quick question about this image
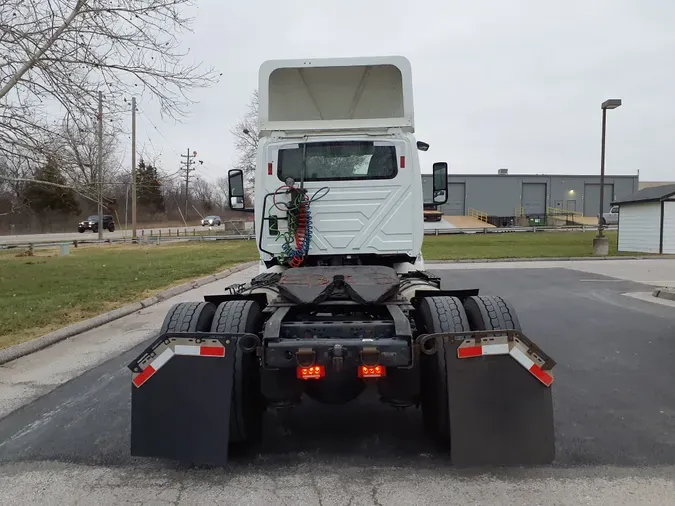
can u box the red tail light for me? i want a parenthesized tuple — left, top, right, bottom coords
(297, 365, 325, 380)
(358, 365, 386, 378)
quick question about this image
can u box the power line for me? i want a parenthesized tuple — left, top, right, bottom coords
(135, 106, 181, 158)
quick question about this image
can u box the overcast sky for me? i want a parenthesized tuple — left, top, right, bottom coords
(131, 0, 675, 183)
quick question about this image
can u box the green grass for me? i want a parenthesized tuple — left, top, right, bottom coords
(0, 230, 635, 349)
(421, 230, 622, 260)
(0, 241, 258, 349)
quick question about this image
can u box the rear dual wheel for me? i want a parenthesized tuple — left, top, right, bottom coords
(160, 300, 264, 446)
(417, 295, 522, 443)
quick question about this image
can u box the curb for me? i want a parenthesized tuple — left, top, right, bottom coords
(652, 288, 675, 302)
(0, 261, 257, 366)
(425, 255, 675, 264)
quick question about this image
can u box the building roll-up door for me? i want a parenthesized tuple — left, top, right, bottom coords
(522, 183, 547, 215)
(443, 182, 466, 215)
(583, 183, 614, 216)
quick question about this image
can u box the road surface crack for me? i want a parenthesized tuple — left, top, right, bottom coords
(310, 474, 325, 506)
(371, 484, 383, 506)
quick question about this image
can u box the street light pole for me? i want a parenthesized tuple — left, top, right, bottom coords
(593, 98, 622, 255)
(598, 107, 608, 238)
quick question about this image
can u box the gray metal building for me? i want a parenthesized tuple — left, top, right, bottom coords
(422, 171, 639, 217)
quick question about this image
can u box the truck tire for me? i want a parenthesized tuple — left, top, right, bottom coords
(462, 296, 521, 332)
(211, 300, 264, 444)
(417, 296, 471, 442)
(159, 301, 216, 334)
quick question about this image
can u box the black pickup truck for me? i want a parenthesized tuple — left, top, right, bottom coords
(78, 215, 115, 233)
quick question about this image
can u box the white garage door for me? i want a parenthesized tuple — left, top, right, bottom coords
(618, 202, 661, 253)
(663, 201, 675, 254)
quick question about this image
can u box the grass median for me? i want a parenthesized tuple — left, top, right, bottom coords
(0, 230, 625, 350)
(423, 230, 622, 260)
(0, 241, 259, 349)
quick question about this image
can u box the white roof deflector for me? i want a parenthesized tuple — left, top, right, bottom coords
(258, 56, 414, 135)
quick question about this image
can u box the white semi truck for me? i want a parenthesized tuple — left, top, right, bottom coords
(128, 56, 556, 467)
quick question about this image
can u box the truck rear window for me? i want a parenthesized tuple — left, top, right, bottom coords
(277, 141, 397, 182)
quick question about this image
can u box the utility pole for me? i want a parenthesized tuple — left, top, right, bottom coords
(180, 149, 197, 222)
(97, 90, 103, 240)
(131, 97, 137, 242)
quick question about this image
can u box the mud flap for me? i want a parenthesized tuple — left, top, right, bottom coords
(435, 330, 555, 467)
(128, 332, 255, 466)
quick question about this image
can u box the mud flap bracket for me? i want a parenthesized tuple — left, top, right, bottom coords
(128, 331, 257, 466)
(420, 330, 556, 467)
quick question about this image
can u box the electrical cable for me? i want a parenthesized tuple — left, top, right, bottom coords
(269, 184, 330, 267)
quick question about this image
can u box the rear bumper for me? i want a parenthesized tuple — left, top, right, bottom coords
(128, 331, 415, 376)
(264, 337, 413, 369)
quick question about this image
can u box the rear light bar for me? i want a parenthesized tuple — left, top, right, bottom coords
(358, 365, 386, 378)
(297, 365, 325, 380)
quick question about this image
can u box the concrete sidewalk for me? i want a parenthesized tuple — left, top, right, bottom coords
(0, 265, 259, 420)
(429, 258, 675, 288)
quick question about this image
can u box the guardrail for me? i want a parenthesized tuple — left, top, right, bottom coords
(468, 208, 489, 223)
(1, 225, 619, 251)
(423, 224, 614, 235)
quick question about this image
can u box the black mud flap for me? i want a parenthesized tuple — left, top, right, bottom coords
(430, 330, 555, 467)
(128, 332, 257, 466)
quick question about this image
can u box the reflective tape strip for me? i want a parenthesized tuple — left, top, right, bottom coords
(174, 344, 200, 356)
(509, 346, 534, 370)
(530, 363, 554, 387)
(481, 343, 510, 356)
(174, 345, 225, 357)
(457, 338, 554, 387)
(151, 347, 175, 369)
(457, 343, 510, 358)
(200, 346, 225, 357)
(132, 348, 174, 388)
(510, 346, 554, 387)
(458, 346, 482, 358)
(132, 365, 156, 388)
(133, 343, 225, 388)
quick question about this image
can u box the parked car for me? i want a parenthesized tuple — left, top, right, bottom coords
(201, 215, 222, 226)
(78, 215, 115, 233)
(600, 205, 619, 225)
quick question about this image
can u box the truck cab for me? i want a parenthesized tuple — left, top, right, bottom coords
(128, 56, 556, 470)
(227, 56, 448, 272)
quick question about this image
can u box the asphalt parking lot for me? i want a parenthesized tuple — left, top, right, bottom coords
(1, 263, 675, 504)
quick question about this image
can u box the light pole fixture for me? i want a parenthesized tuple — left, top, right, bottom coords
(594, 98, 622, 255)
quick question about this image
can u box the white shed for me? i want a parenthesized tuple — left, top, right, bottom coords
(613, 184, 675, 254)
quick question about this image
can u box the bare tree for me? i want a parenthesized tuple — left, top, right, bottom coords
(214, 176, 228, 210)
(0, 0, 221, 163)
(0, 153, 36, 212)
(58, 114, 120, 188)
(230, 89, 259, 181)
(191, 175, 215, 212)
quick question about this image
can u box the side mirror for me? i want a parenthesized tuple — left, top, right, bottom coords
(416, 141, 430, 152)
(227, 169, 253, 212)
(432, 162, 448, 204)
